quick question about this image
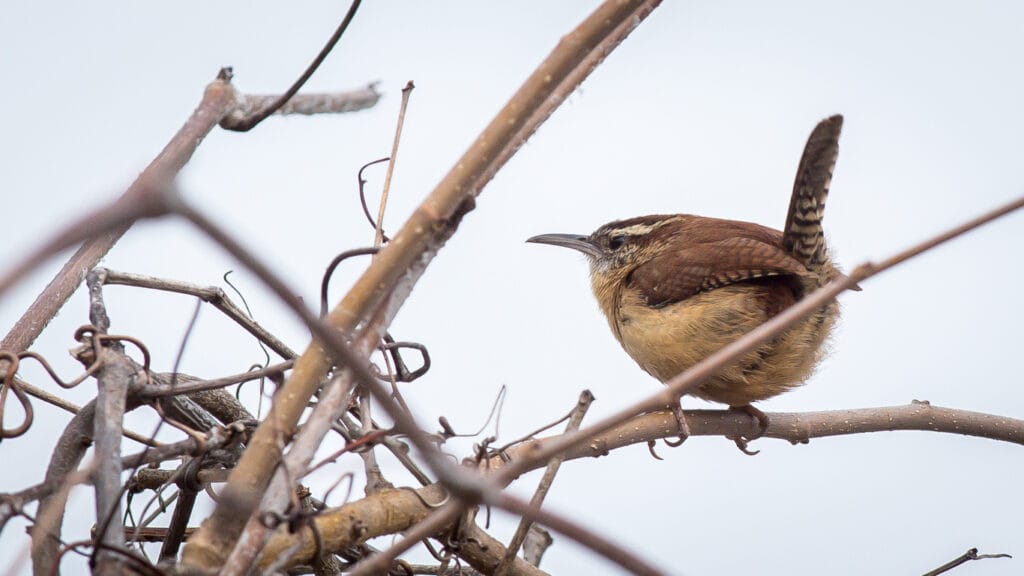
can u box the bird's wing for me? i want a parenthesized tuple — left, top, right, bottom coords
(628, 236, 811, 307)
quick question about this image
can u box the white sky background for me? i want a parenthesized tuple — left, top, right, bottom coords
(2, 1, 1023, 574)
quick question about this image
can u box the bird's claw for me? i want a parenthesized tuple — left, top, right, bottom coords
(730, 436, 760, 456)
(664, 402, 690, 447)
(727, 404, 770, 456)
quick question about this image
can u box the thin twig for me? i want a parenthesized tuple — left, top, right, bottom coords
(495, 492, 664, 576)
(4, 423, 240, 538)
(495, 391, 593, 574)
(922, 547, 1012, 576)
(140, 361, 293, 398)
(100, 268, 296, 359)
(338, 414, 434, 486)
(375, 81, 415, 247)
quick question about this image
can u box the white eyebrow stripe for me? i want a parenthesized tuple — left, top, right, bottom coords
(609, 219, 675, 237)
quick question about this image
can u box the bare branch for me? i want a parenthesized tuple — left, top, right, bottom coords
(264, 401, 1024, 572)
(229, 84, 380, 119)
(140, 362, 291, 399)
(375, 81, 415, 247)
(495, 391, 593, 574)
(489, 403, 1024, 477)
(495, 492, 664, 576)
(100, 268, 297, 359)
(91, 348, 140, 574)
(261, 485, 450, 569)
(922, 547, 1012, 576)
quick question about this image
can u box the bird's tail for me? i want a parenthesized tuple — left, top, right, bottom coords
(782, 114, 843, 271)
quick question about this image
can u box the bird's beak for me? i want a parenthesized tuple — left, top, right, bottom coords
(526, 233, 603, 258)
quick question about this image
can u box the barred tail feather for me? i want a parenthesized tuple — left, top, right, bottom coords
(783, 114, 843, 270)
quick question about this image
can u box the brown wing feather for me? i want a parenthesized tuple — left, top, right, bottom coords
(628, 234, 811, 308)
(783, 115, 843, 269)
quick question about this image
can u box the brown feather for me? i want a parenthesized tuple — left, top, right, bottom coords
(783, 115, 842, 269)
(626, 218, 811, 307)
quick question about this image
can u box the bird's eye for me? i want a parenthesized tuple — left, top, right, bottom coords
(608, 235, 626, 251)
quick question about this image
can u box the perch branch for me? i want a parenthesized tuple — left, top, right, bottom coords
(264, 402, 1024, 572)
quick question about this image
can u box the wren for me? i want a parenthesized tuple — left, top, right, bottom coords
(528, 115, 845, 451)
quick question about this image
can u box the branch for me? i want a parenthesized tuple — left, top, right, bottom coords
(922, 547, 1012, 575)
(260, 402, 1023, 572)
(494, 492, 663, 576)
(140, 362, 292, 398)
(91, 348, 141, 574)
(495, 391, 592, 575)
(99, 268, 297, 360)
(261, 487, 547, 576)
(485, 404, 1024, 474)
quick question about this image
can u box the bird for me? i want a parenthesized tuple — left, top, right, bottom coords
(527, 115, 845, 452)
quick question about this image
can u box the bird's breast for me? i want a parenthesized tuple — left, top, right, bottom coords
(612, 285, 771, 383)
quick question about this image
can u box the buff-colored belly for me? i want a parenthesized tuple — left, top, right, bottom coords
(611, 285, 836, 406)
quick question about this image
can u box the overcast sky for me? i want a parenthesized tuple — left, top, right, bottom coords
(2, 2, 1023, 574)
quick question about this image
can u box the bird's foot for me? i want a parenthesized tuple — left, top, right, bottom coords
(726, 404, 769, 456)
(663, 402, 691, 447)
